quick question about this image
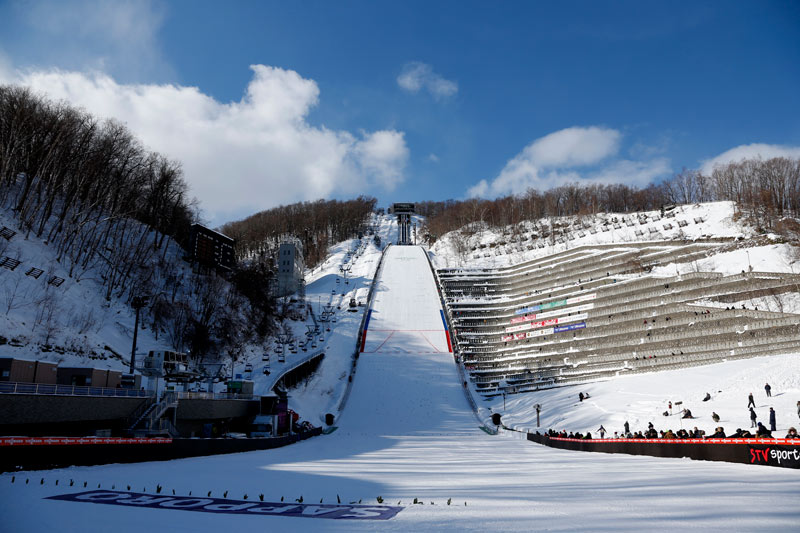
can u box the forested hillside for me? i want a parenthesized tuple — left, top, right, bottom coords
(0, 86, 274, 363)
(221, 196, 377, 269)
(418, 158, 800, 242)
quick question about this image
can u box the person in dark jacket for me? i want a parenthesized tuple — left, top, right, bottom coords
(747, 393, 755, 408)
(712, 412, 720, 423)
(624, 420, 630, 434)
(709, 427, 726, 438)
(749, 407, 757, 428)
(786, 427, 798, 439)
(756, 422, 772, 438)
(764, 383, 772, 397)
(769, 407, 776, 432)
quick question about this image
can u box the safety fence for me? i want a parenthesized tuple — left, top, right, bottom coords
(525, 431, 800, 469)
(0, 436, 171, 446)
(337, 243, 391, 414)
(0, 382, 153, 398)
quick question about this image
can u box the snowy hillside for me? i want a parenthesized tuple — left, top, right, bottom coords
(429, 202, 800, 276)
(0, 211, 176, 370)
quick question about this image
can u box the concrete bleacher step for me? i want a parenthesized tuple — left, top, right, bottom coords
(439, 239, 800, 394)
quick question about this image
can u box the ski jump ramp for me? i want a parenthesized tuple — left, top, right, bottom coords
(339, 245, 475, 436)
(361, 245, 451, 354)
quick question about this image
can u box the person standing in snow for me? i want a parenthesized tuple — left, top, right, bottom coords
(764, 383, 772, 397)
(747, 393, 755, 409)
(797, 401, 800, 421)
(597, 425, 606, 438)
(749, 407, 758, 428)
(624, 421, 630, 435)
(668, 401, 672, 414)
(769, 407, 776, 432)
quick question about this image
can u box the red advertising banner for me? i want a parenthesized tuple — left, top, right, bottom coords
(0, 437, 172, 446)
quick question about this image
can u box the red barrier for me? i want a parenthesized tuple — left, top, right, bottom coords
(550, 437, 800, 446)
(0, 437, 172, 446)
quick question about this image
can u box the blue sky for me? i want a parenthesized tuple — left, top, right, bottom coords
(1, 1, 799, 224)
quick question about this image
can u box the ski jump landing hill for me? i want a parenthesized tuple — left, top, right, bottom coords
(338, 245, 475, 436)
(2, 243, 799, 532)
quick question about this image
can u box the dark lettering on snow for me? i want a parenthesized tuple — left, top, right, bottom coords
(46, 491, 404, 520)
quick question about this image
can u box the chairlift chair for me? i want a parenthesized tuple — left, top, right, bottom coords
(245, 363, 253, 374)
(278, 353, 286, 363)
(275, 345, 284, 354)
(262, 354, 270, 362)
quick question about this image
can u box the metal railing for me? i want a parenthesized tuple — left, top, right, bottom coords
(0, 382, 153, 398)
(174, 391, 255, 401)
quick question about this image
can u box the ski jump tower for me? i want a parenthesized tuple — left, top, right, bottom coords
(392, 202, 415, 245)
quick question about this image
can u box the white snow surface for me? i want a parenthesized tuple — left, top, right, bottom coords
(3, 242, 799, 531)
(428, 201, 786, 270)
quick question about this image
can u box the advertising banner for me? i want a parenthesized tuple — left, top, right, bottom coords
(526, 327, 554, 338)
(46, 491, 404, 521)
(554, 322, 586, 333)
(747, 444, 800, 468)
(506, 313, 588, 333)
(566, 293, 597, 304)
(537, 303, 594, 320)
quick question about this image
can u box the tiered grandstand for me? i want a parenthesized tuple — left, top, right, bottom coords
(437, 240, 800, 396)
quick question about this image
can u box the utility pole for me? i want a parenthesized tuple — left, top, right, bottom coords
(129, 296, 148, 374)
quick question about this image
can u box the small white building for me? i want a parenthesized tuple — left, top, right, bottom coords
(275, 240, 304, 297)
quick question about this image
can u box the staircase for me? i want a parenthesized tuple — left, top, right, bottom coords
(128, 392, 179, 437)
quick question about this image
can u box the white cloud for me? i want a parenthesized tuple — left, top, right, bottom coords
(0, 65, 408, 223)
(469, 126, 670, 198)
(700, 143, 800, 175)
(397, 62, 458, 100)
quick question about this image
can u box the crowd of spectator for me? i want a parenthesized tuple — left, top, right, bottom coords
(544, 426, 798, 440)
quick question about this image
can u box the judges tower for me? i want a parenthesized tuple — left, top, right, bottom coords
(391, 203, 415, 245)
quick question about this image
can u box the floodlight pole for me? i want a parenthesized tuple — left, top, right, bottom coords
(129, 296, 147, 374)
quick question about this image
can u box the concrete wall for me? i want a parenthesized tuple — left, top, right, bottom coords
(0, 395, 147, 426)
(177, 398, 260, 420)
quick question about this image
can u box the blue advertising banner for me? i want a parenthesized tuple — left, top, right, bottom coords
(554, 322, 586, 333)
(46, 491, 404, 521)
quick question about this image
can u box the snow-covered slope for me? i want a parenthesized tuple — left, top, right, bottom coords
(429, 202, 799, 274)
(2, 243, 799, 532)
(0, 212, 177, 370)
